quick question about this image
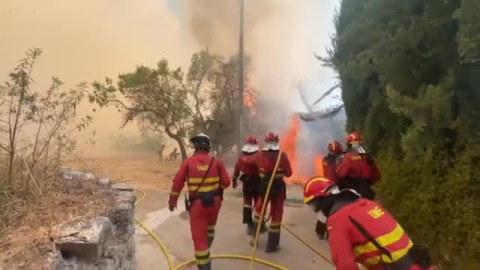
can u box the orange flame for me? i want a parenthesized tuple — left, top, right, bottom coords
(281, 114, 324, 185)
(244, 80, 257, 115)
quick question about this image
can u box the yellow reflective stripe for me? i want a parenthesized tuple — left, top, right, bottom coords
(188, 184, 219, 192)
(304, 195, 315, 204)
(243, 204, 252, 208)
(351, 155, 362, 160)
(363, 240, 413, 265)
(269, 227, 281, 233)
(354, 224, 406, 256)
(188, 177, 219, 184)
(195, 250, 209, 257)
(197, 258, 210, 265)
(208, 232, 215, 237)
(270, 222, 281, 227)
(208, 225, 215, 230)
(304, 177, 331, 203)
(170, 191, 180, 196)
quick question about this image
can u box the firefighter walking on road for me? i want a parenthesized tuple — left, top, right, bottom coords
(304, 178, 435, 270)
(232, 135, 264, 235)
(168, 133, 231, 270)
(246, 132, 292, 252)
(336, 132, 381, 200)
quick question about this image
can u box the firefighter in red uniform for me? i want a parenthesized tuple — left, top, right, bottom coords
(168, 133, 231, 270)
(304, 178, 435, 270)
(247, 132, 292, 252)
(314, 141, 343, 239)
(323, 140, 344, 183)
(232, 135, 266, 235)
(336, 132, 381, 200)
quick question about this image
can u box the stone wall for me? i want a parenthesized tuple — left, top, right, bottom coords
(49, 184, 136, 270)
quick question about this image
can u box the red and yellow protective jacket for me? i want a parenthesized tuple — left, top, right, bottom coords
(328, 198, 419, 270)
(242, 150, 293, 179)
(169, 151, 231, 205)
(337, 152, 381, 183)
(322, 154, 339, 183)
(232, 152, 259, 179)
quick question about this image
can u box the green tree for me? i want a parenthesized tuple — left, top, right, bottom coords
(91, 50, 236, 160)
(328, 0, 480, 267)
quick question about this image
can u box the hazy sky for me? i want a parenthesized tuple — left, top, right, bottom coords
(0, 0, 340, 154)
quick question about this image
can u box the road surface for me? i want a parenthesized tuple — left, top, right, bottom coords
(68, 154, 334, 270)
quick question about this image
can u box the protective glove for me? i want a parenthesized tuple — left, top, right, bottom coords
(169, 203, 177, 212)
(233, 180, 238, 189)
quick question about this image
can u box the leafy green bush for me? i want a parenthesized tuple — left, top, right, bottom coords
(329, 0, 480, 268)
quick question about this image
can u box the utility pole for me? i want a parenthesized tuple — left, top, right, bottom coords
(237, 0, 245, 146)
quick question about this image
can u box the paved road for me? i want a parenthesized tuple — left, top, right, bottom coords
(134, 185, 334, 270)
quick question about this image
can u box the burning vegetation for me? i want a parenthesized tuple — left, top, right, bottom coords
(281, 114, 324, 185)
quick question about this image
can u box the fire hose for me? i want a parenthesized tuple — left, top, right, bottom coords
(133, 154, 334, 269)
(71, 149, 333, 269)
(134, 188, 289, 270)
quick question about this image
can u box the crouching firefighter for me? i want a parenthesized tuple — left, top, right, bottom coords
(168, 133, 231, 270)
(246, 132, 292, 252)
(232, 135, 266, 235)
(337, 132, 381, 200)
(303, 178, 436, 270)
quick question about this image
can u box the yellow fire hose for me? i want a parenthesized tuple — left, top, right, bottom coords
(131, 154, 334, 270)
(133, 172, 289, 270)
(72, 151, 333, 269)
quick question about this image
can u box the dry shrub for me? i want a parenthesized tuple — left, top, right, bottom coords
(0, 178, 113, 269)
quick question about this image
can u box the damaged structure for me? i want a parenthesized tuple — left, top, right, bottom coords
(49, 183, 136, 270)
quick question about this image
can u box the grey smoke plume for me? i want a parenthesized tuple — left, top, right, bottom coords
(180, 0, 337, 105)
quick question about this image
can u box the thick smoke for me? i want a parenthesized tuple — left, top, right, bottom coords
(180, 0, 337, 105)
(181, 0, 344, 175)
(0, 0, 197, 157)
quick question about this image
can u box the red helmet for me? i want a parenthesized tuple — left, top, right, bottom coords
(303, 177, 336, 204)
(246, 135, 257, 145)
(264, 132, 279, 143)
(327, 140, 343, 155)
(346, 132, 363, 145)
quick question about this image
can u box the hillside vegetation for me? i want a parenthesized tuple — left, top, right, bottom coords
(330, 0, 480, 268)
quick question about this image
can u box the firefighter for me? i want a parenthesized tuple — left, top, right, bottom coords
(168, 133, 231, 270)
(303, 178, 435, 270)
(323, 140, 344, 183)
(336, 132, 381, 200)
(247, 132, 292, 252)
(232, 135, 263, 235)
(313, 141, 343, 239)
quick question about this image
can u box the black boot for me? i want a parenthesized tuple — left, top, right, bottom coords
(260, 219, 268, 233)
(252, 220, 267, 236)
(246, 222, 254, 236)
(243, 206, 253, 224)
(265, 231, 280, 253)
(197, 261, 211, 270)
(315, 220, 327, 240)
(244, 206, 254, 235)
